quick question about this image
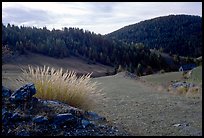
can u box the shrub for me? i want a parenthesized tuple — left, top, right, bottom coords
(14, 65, 101, 110)
(176, 86, 188, 94)
(185, 86, 202, 98)
(159, 69, 165, 74)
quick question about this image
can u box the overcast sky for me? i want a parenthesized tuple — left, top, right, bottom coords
(2, 2, 202, 35)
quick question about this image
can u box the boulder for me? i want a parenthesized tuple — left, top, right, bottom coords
(33, 116, 49, 124)
(10, 83, 36, 103)
(53, 113, 78, 126)
(2, 110, 13, 125)
(81, 119, 92, 128)
(84, 111, 106, 121)
(11, 113, 22, 122)
(2, 86, 12, 98)
(171, 81, 195, 89)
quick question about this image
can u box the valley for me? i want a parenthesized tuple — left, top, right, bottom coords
(2, 12, 202, 136)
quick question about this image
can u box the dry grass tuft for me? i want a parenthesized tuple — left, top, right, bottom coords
(186, 86, 201, 97)
(176, 86, 188, 95)
(14, 65, 101, 110)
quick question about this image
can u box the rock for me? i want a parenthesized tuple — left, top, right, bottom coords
(2, 86, 12, 98)
(2, 111, 13, 125)
(31, 97, 39, 103)
(26, 97, 39, 110)
(2, 84, 127, 136)
(173, 123, 181, 127)
(81, 119, 92, 128)
(2, 108, 7, 116)
(16, 130, 30, 136)
(84, 111, 106, 121)
(70, 108, 84, 118)
(11, 113, 22, 122)
(33, 116, 48, 124)
(53, 113, 78, 126)
(171, 81, 195, 89)
(10, 83, 36, 103)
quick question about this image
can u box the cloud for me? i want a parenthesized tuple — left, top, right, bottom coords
(2, 2, 202, 35)
(3, 7, 52, 26)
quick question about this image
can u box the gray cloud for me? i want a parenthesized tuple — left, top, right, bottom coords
(3, 7, 52, 26)
(2, 2, 202, 35)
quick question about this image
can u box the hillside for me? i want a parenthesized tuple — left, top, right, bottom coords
(2, 23, 170, 74)
(188, 66, 202, 83)
(106, 14, 202, 58)
(2, 52, 114, 89)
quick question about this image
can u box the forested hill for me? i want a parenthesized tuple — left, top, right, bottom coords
(2, 23, 169, 75)
(106, 15, 202, 58)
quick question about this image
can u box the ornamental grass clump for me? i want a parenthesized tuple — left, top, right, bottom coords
(15, 65, 101, 110)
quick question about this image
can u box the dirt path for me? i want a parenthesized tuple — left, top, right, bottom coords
(92, 74, 202, 136)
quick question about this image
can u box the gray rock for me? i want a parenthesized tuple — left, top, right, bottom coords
(16, 130, 30, 136)
(84, 111, 106, 121)
(2, 86, 12, 98)
(11, 112, 22, 121)
(33, 116, 48, 124)
(171, 81, 195, 89)
(2, 111, 13, 125)
(2, 108, 7, 116)
(53, 113, 78, 126)
(10, 83, 36, 103)
(81, 119, 92, 128)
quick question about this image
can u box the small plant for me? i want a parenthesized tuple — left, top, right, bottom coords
(182, 71, 188, 79)
(160, 69, 165, 74)
(14, 65, 101, 110)
(186, 87, 199, 95)
(186, 87, 201, 98)
(176, 86, 188, 94)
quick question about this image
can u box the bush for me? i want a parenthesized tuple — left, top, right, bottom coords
(15, 65, 101, 110)
(159, 69, 165, 74)
(176, 86, 188, 94)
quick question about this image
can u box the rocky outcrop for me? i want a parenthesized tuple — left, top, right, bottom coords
(2, 84, 128, 136)
(171, 81, 195, 89)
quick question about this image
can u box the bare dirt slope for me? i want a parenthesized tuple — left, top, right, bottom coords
(92, 72, 202, 136)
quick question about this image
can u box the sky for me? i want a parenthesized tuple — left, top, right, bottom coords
(2, 2, 202, 35)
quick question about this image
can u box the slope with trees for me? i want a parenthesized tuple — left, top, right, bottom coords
(106, 15, 202, 58)
(1, 23, 173, 76)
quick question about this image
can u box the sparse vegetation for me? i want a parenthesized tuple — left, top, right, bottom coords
(176, 86, 188, 94)
(182, 71, 189, 79)
(13, 65, 101, 110)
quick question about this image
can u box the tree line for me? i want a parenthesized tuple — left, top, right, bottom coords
(2, 23, 169, 75)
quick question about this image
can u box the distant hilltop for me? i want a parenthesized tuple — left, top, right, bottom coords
(106, 14, 202, 58)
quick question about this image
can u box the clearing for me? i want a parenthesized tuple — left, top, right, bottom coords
(92, 71, 202, 136)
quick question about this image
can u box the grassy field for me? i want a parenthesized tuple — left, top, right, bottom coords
(2, 55, 202, 136)
(141, 71, 183, 87)
(141, 66, 202, 87)
(92, 72, 202, 136)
